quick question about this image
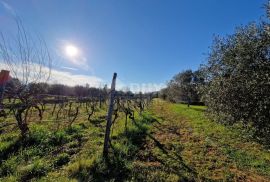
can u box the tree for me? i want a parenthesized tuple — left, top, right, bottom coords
(200, 9, 270, 140)
(164, 70, 203, 104)
(0, 18, 52, 138)
(74, 85, 87, 97)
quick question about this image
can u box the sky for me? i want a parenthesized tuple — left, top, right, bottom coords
(0, 0, 267, 92)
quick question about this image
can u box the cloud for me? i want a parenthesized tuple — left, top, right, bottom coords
(125, 83, 165, 93)
(68, 56, 89, 70)
(0, 62, 103, 87)
(0, 61, 165, 92)
(49, 69, 103, 87)
(115, 78, 165, 93)
(49, 69, 165, 92)
(0, 1, 16, 16)
(60, 66, 78, 71)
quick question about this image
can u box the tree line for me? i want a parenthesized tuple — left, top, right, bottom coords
(4, 79, 109, 98)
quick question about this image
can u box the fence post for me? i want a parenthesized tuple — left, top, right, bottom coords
(103, 72, 117, 158)
(99, 93, 102, 109)
(0, 70, 10, 109)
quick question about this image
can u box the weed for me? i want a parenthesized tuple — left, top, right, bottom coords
(18, 159, 50, 181)
(54, 153, 70, 167)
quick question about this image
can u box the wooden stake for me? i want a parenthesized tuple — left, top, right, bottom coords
(103, 72, 117, 158)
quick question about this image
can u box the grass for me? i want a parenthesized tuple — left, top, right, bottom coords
(172, 103, 270, 176)
(0, 100, 270, 181)
(151, 100, 270, 181)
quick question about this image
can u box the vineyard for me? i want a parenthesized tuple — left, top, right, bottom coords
(0, 68, 269, 182)
(1, 90, 270, 181)
(1, 1, 270, 182)
(0, 72, 158, 181)
(0, 72, 270, 182)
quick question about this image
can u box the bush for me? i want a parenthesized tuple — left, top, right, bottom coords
(200, 20, 270, 141)
(161, 70, 204, 103)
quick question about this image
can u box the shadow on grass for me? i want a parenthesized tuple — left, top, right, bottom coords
(0, 137, 22, 162)
(1, 125, 86, 180)
(79, 113, 201, 181)
(74, 116, 151, 181)
(71, 143, 132, 182)
(134, 116, 198, 181)
(88, 153, 131, 182)
(90, 118, 105, 128)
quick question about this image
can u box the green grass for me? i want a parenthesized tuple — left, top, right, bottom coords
(0, 100, 270, 181)
(155, 101, 269, 180)
(172, 103, 270, 176)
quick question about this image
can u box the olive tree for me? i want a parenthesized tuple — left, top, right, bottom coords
(165, 70, 203, 105)
(200, 14, 270, 139)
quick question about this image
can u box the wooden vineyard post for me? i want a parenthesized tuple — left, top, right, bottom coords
(99, 93, 102, 109)
(103, 72, 117, 158)
(0, 70, 10, 109)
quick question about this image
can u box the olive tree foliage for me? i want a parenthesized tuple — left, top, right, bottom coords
(199, 6, 270, 139)
(0, 18, 52, 138)
(160, 70, 204, 104)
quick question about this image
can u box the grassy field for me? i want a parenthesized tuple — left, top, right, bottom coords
(0, 99, 270, 181)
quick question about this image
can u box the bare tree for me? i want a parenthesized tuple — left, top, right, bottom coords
(0, 18, 52, 138)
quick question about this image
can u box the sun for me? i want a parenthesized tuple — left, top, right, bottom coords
(65, 44, 79, 57)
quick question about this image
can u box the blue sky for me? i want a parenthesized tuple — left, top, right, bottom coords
(0, 0, 267, 92)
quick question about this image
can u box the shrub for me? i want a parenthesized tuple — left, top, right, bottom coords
(200, 19, 270, 141)
(161, 70, 204, 103)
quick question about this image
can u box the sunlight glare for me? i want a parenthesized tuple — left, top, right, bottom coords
(65, 44, 79, 57)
